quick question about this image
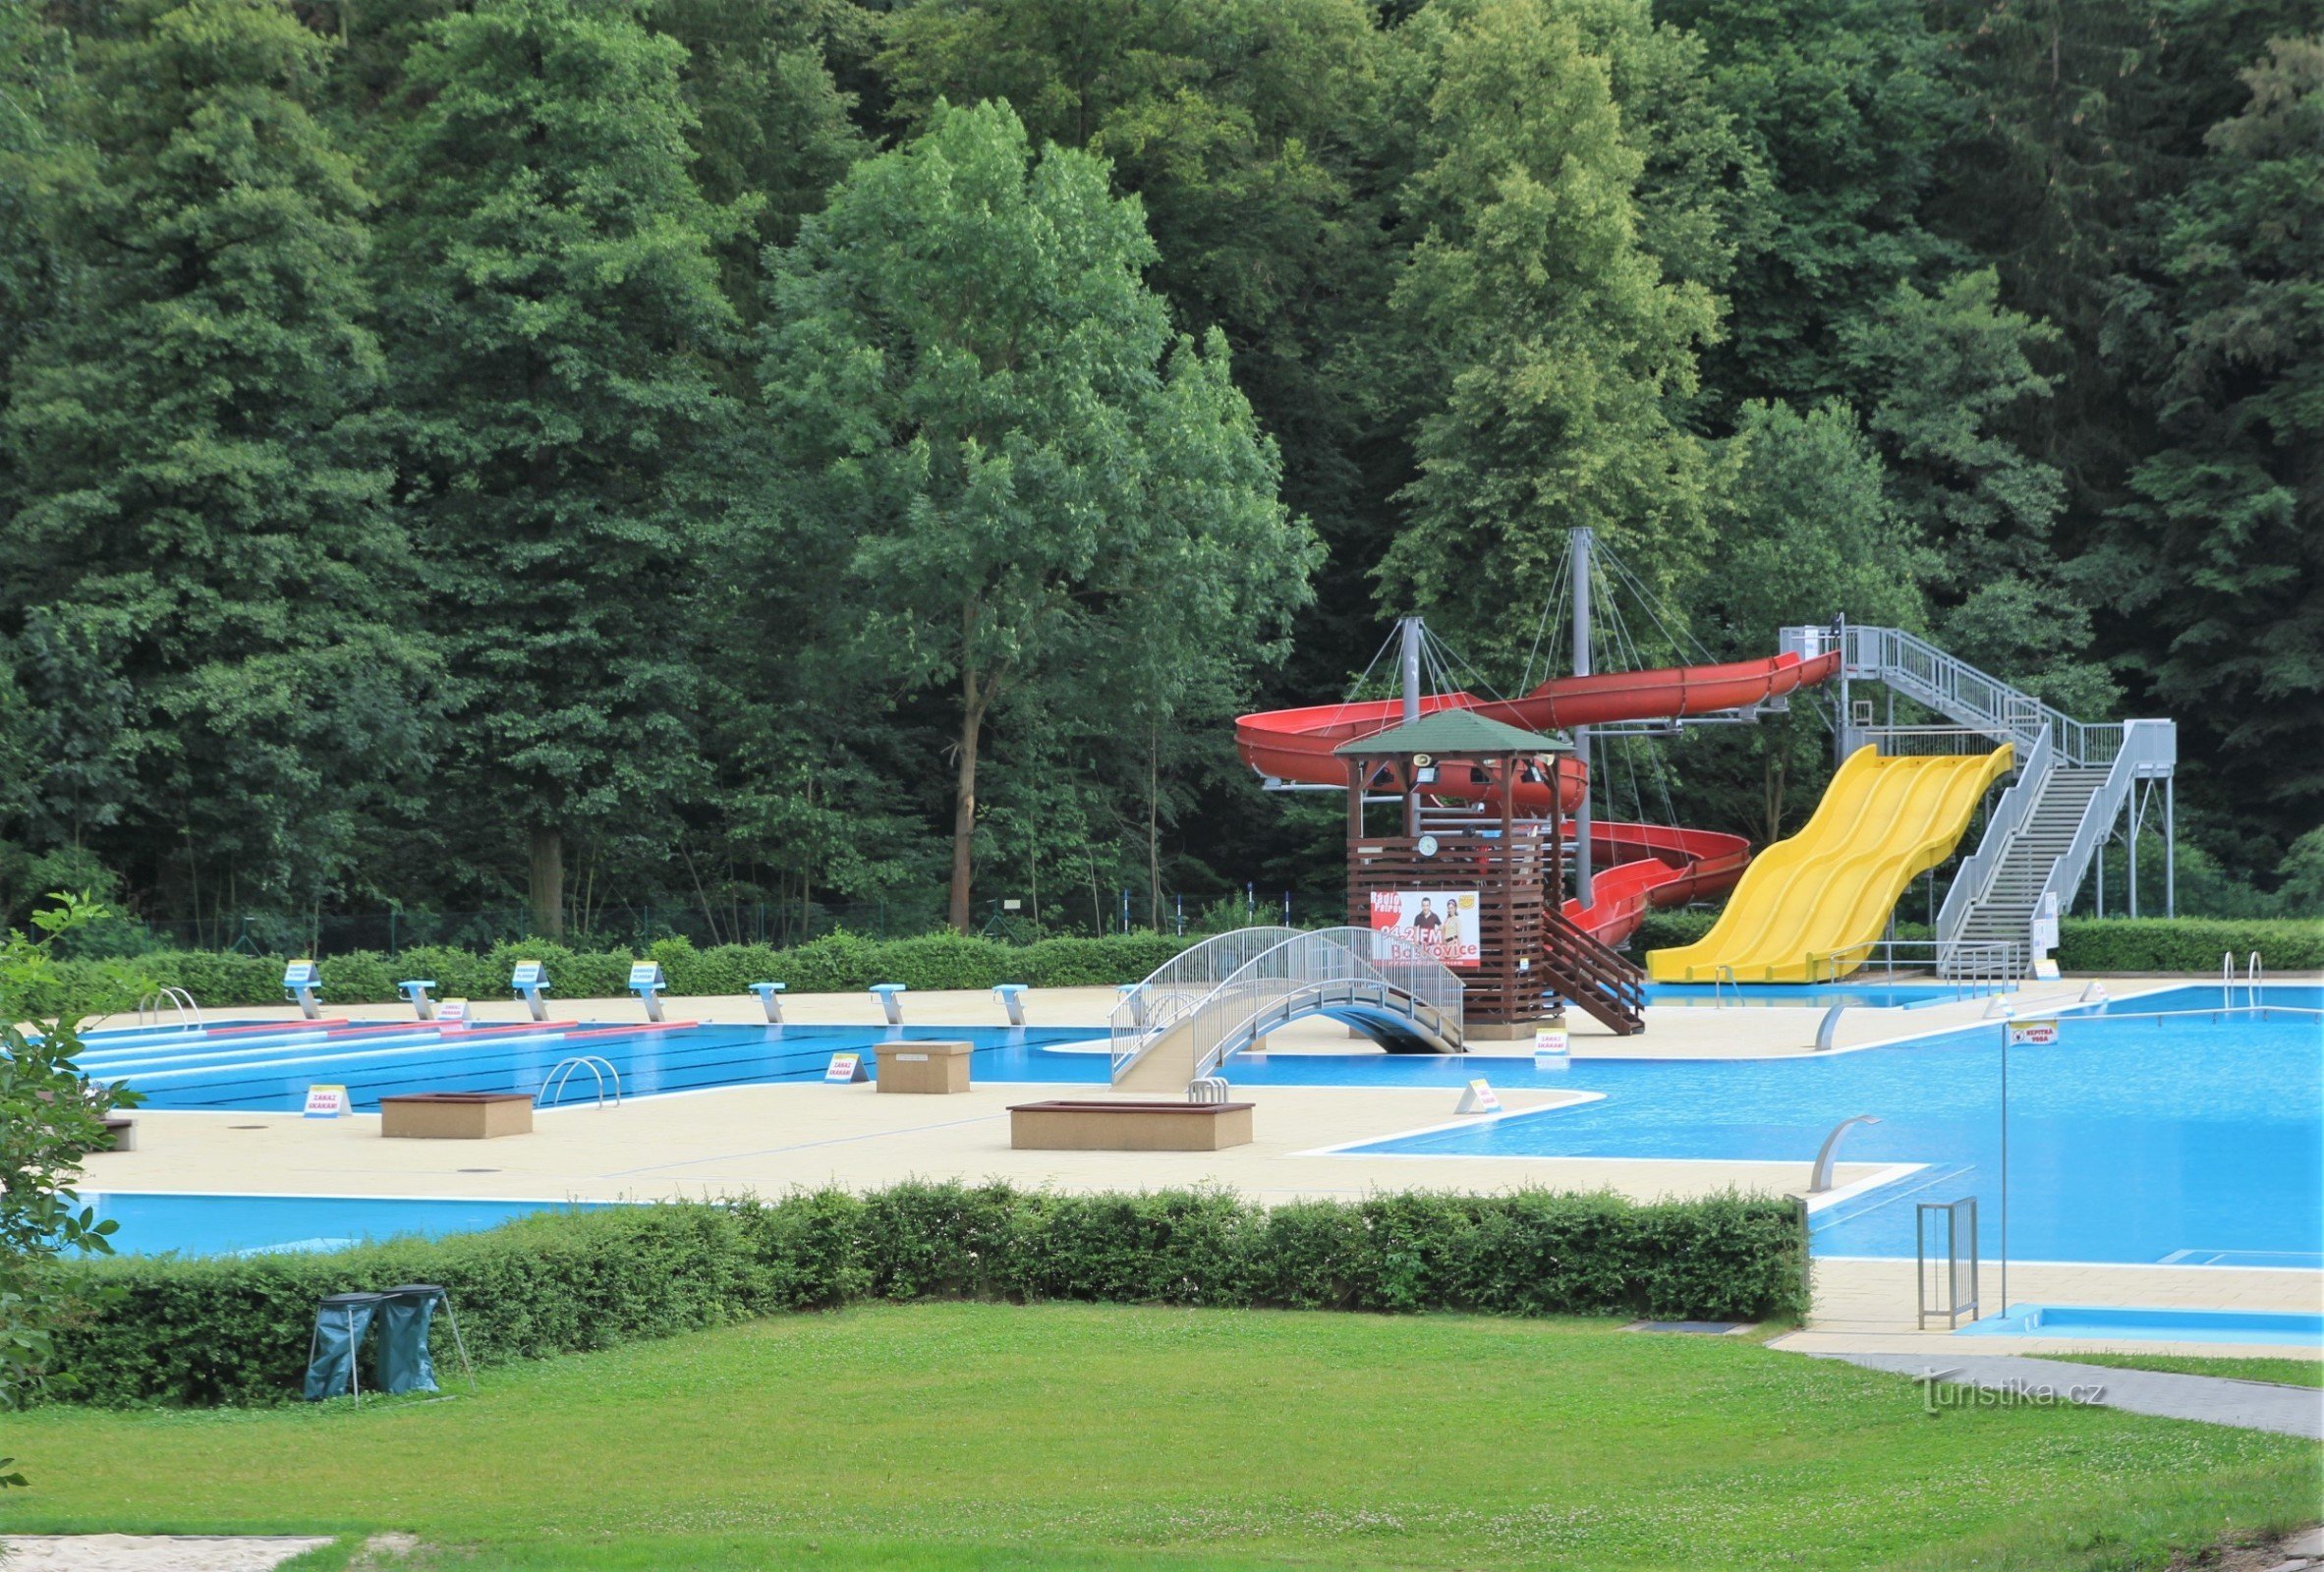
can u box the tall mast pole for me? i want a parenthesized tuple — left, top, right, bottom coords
(1400, 616, 1423, 836)
(1399, 616, 1422, 730)
(1570, 529, 1593, 903)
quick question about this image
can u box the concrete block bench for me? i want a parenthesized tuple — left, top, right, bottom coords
(380, 1093, 534, 1140)
(1007, 1098, 1254, 1151)
(874, 1039, 972, 1094)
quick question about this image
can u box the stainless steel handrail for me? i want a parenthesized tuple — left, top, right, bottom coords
(538, 1055, 623, 1109)
(1108, 926, 1302, 1079)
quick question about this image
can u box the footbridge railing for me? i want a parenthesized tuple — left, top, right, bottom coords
(1109, 927, 1302, 1080)
(1111, 926, 1464, 1088)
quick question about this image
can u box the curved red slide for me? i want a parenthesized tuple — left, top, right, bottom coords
(1235, 649, 1840, 944)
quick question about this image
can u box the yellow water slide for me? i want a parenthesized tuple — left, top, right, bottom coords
(1647, 743, 2013, 983)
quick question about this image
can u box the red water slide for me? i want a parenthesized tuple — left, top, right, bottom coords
(1234, 649, 1841, 944)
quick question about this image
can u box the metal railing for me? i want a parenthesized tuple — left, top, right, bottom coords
(136, 987, 203, 1030)
(1833, 625, 2138, 768)
(2025, 718, 2178, 956)
(1110, 926, 1464, 1085)
(1917, 1198, 1980, 1329)
(537, 1055, 623, 1109)
(1860, 726, 2018, 758)
(1803, 937, 2020, 991)
(1108, 926, 1301, 1079)
(1932, 724, 2052, 958)
(1180, 927, 1464, 1084)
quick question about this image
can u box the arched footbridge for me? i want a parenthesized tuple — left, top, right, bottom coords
(1109, 926, 1466, 1093)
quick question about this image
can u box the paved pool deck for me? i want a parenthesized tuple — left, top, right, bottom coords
(84, 974, 2322, 1362)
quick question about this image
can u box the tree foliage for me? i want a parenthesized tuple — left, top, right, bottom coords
(756, 101, 1317, 928)
(0, 894, 139, 1448)
(372, 0, 747, 935)
(0, 0, 2308, 938)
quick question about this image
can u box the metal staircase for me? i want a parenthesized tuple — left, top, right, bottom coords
(1949, 765, 2110, 961)
(1783, 623, 2178, 975)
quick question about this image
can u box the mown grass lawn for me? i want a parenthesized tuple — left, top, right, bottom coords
(2, 1303, 2314, 1571)
(2029, 1352, 2324, 1388)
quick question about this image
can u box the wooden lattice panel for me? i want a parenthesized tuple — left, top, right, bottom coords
(1345, 830, 1557, 1026)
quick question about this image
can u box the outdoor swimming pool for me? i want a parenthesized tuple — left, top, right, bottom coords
(1645, 981, 1999, 1009)
(85, 1191, 599, 1257)
(83, 985, 2322, 1271)
(1343, 1001, 2323, 1268)
(81, 1022, 1109, 1112)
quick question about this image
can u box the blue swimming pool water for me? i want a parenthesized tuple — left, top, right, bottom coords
(1344, 1008, 2324, 1268)
(82, 1023, 1108, 1112)
(2094, 983, 2324, 1014)
(81, 987, 2323, 1270)
(1646, 982, 1997, 1009)
(1958, 1304, 2324, 1345)
(85, 1191, 598, 1257)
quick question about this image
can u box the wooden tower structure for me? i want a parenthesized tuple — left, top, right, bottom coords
(1335, 709, 1645, 1036)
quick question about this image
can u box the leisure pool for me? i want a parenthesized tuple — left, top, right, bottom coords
(1341, 1004, 2323, 1268)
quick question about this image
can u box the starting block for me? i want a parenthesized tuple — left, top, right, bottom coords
(282, 959, 322, 1020)
(630, 961, 668, 1023)
(399, 979, 438, 1021)
(748, 982, 787, 1024)
(993, 982, 1030, 1026)
(511, 960, 550, 1022)
(869, 982, 907, 1026)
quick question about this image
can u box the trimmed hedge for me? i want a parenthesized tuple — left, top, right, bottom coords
(63, 931, 1202, 1010)
(1632, 911, 2322, 973)
(43, 1184, 1808, 1407)
(2057, 918, 2324, 973)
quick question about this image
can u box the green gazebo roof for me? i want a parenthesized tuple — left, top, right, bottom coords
(1333, 707, 1571, 758)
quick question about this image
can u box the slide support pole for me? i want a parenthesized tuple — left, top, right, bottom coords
(1570, 528, 1594, 902)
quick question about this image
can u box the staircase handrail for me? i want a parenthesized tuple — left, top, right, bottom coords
(2026, 719, 2179, 961)
(1837, 625, 2156, 770)
(1108, 926, 1302, 1077)
(1935, 725, 2053, 955)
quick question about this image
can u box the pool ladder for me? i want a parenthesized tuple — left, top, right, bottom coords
(137, 987, 203, 1030)
(538, 1055, 623, 1109)
(2222, 950, 2263, 1007)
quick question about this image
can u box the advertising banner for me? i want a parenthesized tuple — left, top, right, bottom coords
(1369, 889, 1481, 969)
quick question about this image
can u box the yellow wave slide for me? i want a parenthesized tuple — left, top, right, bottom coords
(1647, 743, 2013, 983)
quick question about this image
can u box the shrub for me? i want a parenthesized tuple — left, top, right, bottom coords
(2059, 917, 2324, 973)
(1631, 910, 1717, 953)
(40, 1184, 1806, 1407)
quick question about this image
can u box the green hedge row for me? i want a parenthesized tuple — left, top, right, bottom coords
(44, 1184, 1808, 1407)
(2057, 917, 2324, 973)
(66, 930, 1201, 1010)
(1632, 911, 2321, 973)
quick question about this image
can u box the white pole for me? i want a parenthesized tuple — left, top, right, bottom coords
(2166, 776, 2176, 918)
(1399, 616, 1422, 730)
(1570, 529, 1594, 902)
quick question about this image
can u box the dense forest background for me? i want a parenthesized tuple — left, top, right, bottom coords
(0, 0, 2315, 951)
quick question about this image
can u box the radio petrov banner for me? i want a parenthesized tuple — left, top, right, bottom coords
(1369, 889, 1481, 969)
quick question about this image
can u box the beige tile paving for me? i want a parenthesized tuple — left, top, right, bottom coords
(84, 972, 2319, 1348)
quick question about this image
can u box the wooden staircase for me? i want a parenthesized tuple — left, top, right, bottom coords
(1540, 908, 1647, 1035)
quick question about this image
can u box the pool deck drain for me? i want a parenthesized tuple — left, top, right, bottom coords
(1806, 1351, 2324, 1438)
